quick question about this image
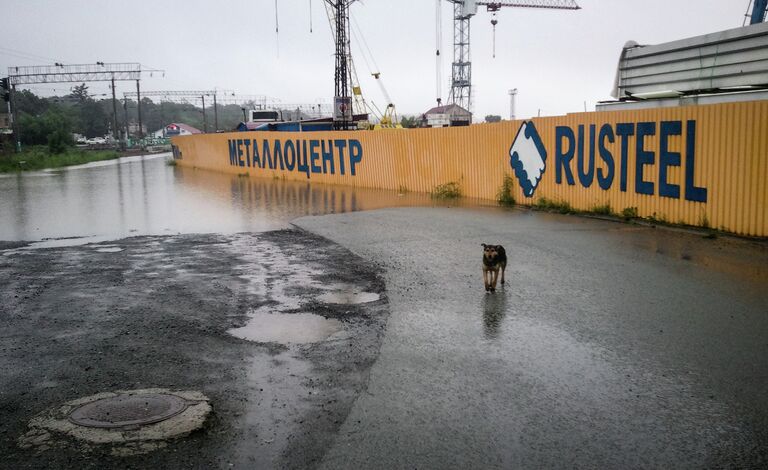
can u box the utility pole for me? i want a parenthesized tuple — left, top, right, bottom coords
(111, 76, 119, 141)
(123, 97, 129, 142)
(201, 94, 207, 133)
(10, 84, 19, 152)
(213, 93, 219, 132)
(136, 80, 143, 139)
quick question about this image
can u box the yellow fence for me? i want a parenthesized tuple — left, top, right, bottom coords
(173, 100, 768, 237)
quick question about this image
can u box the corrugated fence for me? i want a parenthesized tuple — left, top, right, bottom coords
(173, 100, 768, 237)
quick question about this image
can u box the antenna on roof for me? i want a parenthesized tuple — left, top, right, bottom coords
(275, 0, 280, 58)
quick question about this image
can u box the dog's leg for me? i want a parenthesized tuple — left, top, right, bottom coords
(483, 269, 489, 292)
(490, 269, 497, 292)
(501, 265, 505, 285)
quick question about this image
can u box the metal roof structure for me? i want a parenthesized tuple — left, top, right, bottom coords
(612, 21, 768, 99)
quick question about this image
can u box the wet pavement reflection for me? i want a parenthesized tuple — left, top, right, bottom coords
(482, 290, 508, 340)
(0, 153, 476, 243)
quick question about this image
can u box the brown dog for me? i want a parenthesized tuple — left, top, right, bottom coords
(482, 244, 507, 293)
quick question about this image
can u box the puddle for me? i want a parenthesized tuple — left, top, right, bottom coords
(317, 291, 380, 305)
(228, 311, 343, 344)
(94, 247, 124, 253)
(23, 235, 117, 250)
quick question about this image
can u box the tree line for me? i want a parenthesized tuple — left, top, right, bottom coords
(11, 85, 252, 151)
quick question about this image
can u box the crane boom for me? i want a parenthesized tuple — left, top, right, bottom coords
(444, 0, 579, 115)
(477, 1, 580, 10)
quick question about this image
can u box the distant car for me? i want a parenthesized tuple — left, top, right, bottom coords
(86, 137, 107, 145)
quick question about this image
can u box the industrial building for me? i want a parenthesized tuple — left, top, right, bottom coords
(599, 21, 768, 111)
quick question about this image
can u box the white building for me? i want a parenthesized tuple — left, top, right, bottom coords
(151, 123, 202, 138)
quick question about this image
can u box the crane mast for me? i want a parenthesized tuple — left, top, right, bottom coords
(444, 0, 580, 114)
(323, 0, 359, 130)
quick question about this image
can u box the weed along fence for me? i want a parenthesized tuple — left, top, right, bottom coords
(172, 100, 768, 237)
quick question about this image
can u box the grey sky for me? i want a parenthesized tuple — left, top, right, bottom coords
(2, 1, 751, 120)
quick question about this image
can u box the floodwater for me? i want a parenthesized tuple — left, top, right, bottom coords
(316, 290, 381, 305)
(228, 311, 344, 344)
(0, 152, 465, 244)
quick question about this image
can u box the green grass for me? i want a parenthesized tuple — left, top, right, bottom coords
(496, 175, 516, 207)
(431, 181, 462, 199)
(647, 213, 669, 224)
(621, 207, 639, 219)
(533, 197, 574, 214)
(700, 213, 711, 229)
(591, 204, 612, 216)
(166, 159, 178, 167)
(0, 146, 120, 172)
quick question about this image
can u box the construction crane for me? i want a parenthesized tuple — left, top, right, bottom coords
(323, 2, 370, 125)
(274, 0, 362, 130)
(439, 0, 580, 113)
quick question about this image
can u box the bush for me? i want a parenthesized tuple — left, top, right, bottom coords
(432, 181, 461, 199)
(47, 129, 71, 154)
(19, 107, 74, 150)
(496, 175, 516, 207)
(621, 207, 639, 219)
(592, 204, 612, 215)
(533, 197, 574, 214)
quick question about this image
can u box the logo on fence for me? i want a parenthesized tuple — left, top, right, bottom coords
(509, 121, 547, 197)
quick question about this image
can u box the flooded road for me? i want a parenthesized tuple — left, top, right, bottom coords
(0, 152, 453, 244)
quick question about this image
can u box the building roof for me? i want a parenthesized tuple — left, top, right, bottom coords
(424, 103, 472, 116)
(168, 123, 202, 134)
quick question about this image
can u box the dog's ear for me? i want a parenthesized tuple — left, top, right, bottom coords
(481, 243, 487, 248)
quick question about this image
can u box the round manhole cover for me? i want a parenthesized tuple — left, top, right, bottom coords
(68, 393, 190, 429)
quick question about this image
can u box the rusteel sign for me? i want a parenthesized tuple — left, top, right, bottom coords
(510, 120, 707, 203)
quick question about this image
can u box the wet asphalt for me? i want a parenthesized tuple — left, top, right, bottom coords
(0, 231, 388, 469)
(294, 206, 768, 469)
(1, 202, 768, 469)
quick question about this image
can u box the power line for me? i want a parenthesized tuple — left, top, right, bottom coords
(0, 46, 64, 64)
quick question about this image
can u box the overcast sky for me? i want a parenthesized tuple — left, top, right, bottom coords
(2, 0, 752, 119)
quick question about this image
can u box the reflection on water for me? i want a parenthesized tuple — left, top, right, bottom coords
(0, 153, 468, 242)
(228, 311, 344, 344)
(482, 291, 508, 340)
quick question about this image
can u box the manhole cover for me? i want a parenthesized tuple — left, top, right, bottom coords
(68, 393, 190, 429)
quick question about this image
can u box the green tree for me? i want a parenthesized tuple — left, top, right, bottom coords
(18, 106, 73, 152)
(70, 83, 90, 102)
(400, 115, 421, 128)
(14, 89, 49, 116)
(79, 99, 109, 137)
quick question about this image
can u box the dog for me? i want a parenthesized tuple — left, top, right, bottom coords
(482, 244, 507, 293)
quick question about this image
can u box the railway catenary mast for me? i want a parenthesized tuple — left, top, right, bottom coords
(443, 0, 580, 113)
